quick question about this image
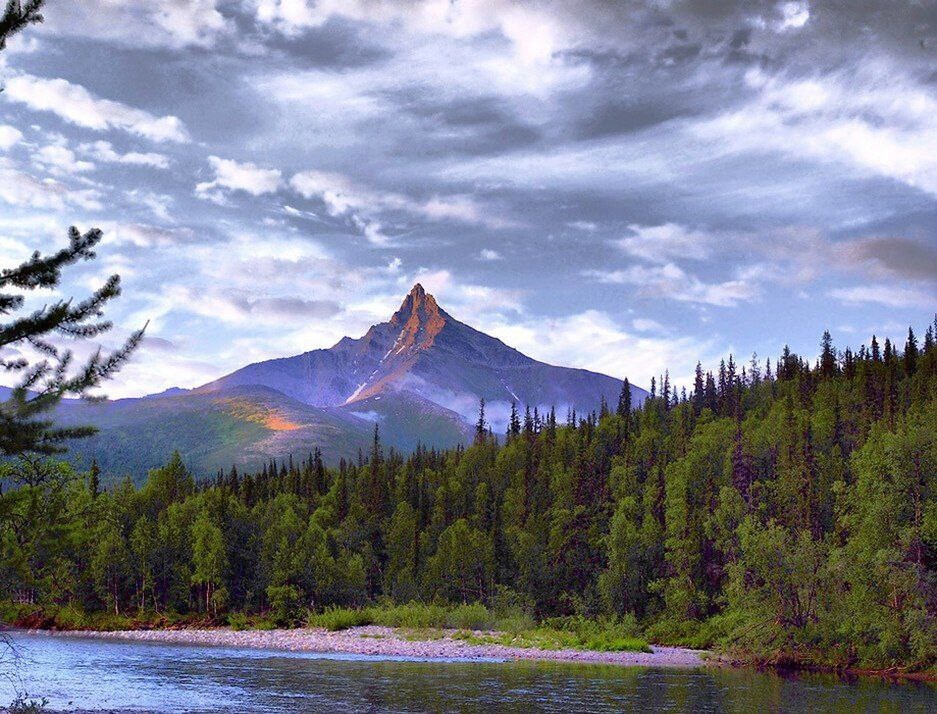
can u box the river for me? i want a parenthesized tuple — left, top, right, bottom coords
(1, 632, 934, 712)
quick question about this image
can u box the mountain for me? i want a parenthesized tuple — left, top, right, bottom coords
(47, 284, 646, 481)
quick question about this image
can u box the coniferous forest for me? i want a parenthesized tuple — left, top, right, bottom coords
(1, 326, 934, 673)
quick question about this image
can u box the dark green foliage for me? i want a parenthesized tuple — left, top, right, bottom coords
(1, 325, 934, 671)
(0, 226, 144, 456)
(0, 0, 43, 52)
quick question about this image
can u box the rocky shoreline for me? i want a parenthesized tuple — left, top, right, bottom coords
(26, 625, 709, 668)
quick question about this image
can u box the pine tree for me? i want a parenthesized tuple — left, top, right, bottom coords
(88, 459, 101, 499)
(819, 330, 836, 379)
(474, 398, 486, 444)
(692, 362, 704, 414)
(617, 378, 632, 418)
(1, 5, 144, 458)
(0, 0, 43, 52)
(508, 401, 520, 439)
(904, 326, 918, 376)
(1, 228, 146, 457)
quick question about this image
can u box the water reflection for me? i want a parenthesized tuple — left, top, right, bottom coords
(1, 633, 933, 713)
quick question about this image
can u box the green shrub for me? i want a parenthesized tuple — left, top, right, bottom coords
(494, 613, 536, 633)
(371, 602, 448, 629)
(449, 603, 491, 630)
(307, 606, 374, 631)
(227, 612, 249, 631)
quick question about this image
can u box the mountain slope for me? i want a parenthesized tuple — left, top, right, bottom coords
(39, 285, 645, 481)
(201, 284, 644, 423)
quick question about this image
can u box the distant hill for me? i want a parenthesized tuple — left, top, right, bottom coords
(38, 284, 646, 481)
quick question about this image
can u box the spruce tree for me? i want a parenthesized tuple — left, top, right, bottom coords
(0, 3, 143, 457)
(0, 0, 43, 52)
(904, 326, 918, 376)
(474, 398, 486, 443)
(0, 197, 143, 457)
(617, 377, 631, 418)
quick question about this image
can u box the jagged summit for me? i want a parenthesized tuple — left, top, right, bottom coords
(53, 283, 647, 477)
(200, 283, 645, 417)
(388, 283, 448, 355)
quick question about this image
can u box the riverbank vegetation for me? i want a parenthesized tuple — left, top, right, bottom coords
(1, 326, 934, 674)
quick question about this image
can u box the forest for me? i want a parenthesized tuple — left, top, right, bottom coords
(1, 325, 934, 673)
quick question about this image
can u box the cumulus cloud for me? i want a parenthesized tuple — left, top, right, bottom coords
(691, 64, 937, 196)
(33, 145, 95, 175)
(633, 318, 665, 332)
(775, 1, 811, 31)
(196, 156, 282, 201)
(616, 223, 711, 263)
(290, 169, 509, 244)
(479, 249, 501, 261)
(0, 125, 23, 151)
(0, 159, 102, 210)
(3, 75, 189, 143)
(143, 284, 340, 328)
(100, 223, 196, 249)
(481, 309, 711, 388)
(80, 140, 170, 169)
(829, 285, 933, 309)
(584, 263, 759, 307)
(40, 0, 230, 50)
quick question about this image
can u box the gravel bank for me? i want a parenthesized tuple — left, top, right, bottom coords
(35, 626, 708, 668)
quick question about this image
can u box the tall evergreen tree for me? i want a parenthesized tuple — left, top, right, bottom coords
(474, 398, 487, 444)
(617, 378, 632, 418)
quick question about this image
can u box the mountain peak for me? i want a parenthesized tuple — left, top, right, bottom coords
(393, 283, 442, 325)
(387, 283, 447, 356)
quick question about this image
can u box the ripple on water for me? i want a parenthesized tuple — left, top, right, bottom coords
(2, 633, 934, 713)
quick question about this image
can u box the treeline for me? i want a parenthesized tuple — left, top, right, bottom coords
(1, 325, 934, 671)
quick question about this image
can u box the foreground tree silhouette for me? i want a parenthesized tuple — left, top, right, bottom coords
(0, 1, 143, 456)
(0, 1, 43, 52)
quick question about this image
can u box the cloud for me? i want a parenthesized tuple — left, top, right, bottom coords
(196, 156, 282, 200)
(835, 236, 937, 285)
(691, 63, 937, 196)
(81, 140, 170, 169)
(289, 169, 509, 244)
(0, 125, 23, 151)
(100, 223, 196, 249)
(479, 249, 502, 261)
(0, 159, 102, 210)
(147, 284, 341, 328)
(39, 0, 230, 50)
(616, 223, 711, 263)
(775, 1, 810, 31)
(633, 318, 665, 332)
(33, 145, 95, 175)
(480, 308, 711, 388)
(829, 285, 933, 309)
(3, 75, 189, 143)
(584, 263, 759, 307)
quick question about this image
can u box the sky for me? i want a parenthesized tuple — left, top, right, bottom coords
(0, 0, 934, 397)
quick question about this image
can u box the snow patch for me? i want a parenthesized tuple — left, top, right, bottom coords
(501, 380, 519, 402)
(344, 382, 367, 404)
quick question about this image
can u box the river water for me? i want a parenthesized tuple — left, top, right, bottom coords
(1, 632, 934, 712)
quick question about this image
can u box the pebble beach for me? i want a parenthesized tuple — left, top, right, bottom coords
(33, 626, 708, 668)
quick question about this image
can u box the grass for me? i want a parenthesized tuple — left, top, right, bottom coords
(452, 626, 651, 653)
(301, 602, 651, 653)
(304, 602, 505, 632)
(306, 606, 374, 631)
(4, 599, 650, 655)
